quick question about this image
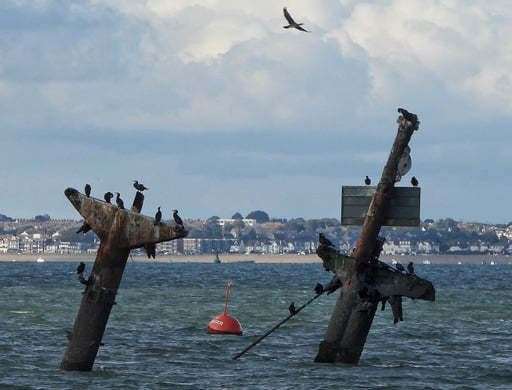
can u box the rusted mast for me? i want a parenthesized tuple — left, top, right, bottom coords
(61, 188, 187, 371)
(315, 109, 422, 364)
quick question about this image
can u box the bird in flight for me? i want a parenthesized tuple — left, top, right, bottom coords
(283, 7, 309, 32)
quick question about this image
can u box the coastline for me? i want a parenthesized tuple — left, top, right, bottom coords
(0, 253, 510, 264)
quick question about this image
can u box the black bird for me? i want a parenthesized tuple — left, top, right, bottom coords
(395, 262, 405, 272)
(76, 262, 85, 275)
(116, 193, 125, 209)
(288, 302, 297, 316)
(319, 233, 334, 247)
(283, 7, 309, 32)
(411, 176, 419, 187)
(85, 184, 91, 197)
(397, 108, 418, 123)
(154, 207, 162, 225)
(407, 261, 415, 275)
(133, 180, 149, 192)
(314, 283, 324, 295)
(364, 176, 371, 185)
(145, 243, 156, 259)
(173, 209, 183, 226)
(104, 192, 114, 203)
(76, 222, 91, 234)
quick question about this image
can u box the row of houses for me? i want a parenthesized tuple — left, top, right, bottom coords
(382, 240, 511, 255)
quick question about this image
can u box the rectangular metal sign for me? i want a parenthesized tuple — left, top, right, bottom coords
(341, 186, 420, 227)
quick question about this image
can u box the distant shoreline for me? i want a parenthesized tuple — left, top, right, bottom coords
(0, 253, 510, 264)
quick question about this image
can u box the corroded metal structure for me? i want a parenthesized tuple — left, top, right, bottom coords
(315, 110, 435, 364)
(61, 188, 187, 371)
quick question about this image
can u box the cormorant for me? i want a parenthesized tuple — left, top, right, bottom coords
(154, 207, 162, 225)
(116, 193, 125, 209)
(397, 108, 418, 123)
(319, 232, 333, 247)
(104, 192, 114, 203)
(172, 209, 183, 226)
(283, 7, 309, 32)
(395, 262, 405, 272)
(407, 261, 415, 275)
(411, 176, 419, 187)
(85, 184, 91, 197)
(314, 283, 324, 295)
(76, 222, 91, 234)
(133, 180, 149, 192)
(365, 176, 371, 185)
(288, 302, 297, 316)
(145, 243, 156, 259)
(76, 262, 85, 275)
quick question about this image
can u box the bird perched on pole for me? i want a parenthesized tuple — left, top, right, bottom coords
(104, 192, 114, 203)
(154, 207, 162, 225)
(133, 180, 149, 192)
(397, 108, 418, 124)
(76, 222, 91, 234)
(282, 7, 309, 32)
(173, 209, 183, 226)
(288, 302, 297, 316)
(395, 262, 405, 273)
(116, 193, 125, 209)
(407, 262, 415, 275)
(411, 176, 419, 187)
(84, 184, 91, 198)
(364, 176, 371, 185)
(319, 233, 334, 248)
(76, 262, 85, 275)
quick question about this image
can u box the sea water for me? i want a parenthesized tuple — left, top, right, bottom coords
(1, 262, 512, 389)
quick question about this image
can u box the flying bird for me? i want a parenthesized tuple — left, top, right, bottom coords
(84, 184, 91, 197)
(104, 192, 114, 203)
(116, 193, 125, 209)
(411, 176, 419, 187)
(76, 222, 91, 234)
(319, 232, 334, 247)
(133, 180, 149, 192)
(173, 209, 183, 226)
(283, 7, 309, 32)
(76, 262, 85, 275)
(365, 176, 371, 186)
(154, 207, 162, 225)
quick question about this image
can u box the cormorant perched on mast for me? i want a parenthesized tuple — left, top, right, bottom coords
(76, 262, 85, 275)
(154, 207, 162, 225)
(407, 262, 415, 275)
(133, 180, 149, 192)
(116, 193, 125, 209)
(76, 222, 91, 234)
(397, 107, 418, 123)
(364, 176, 371, 185)
(411, 176, 419, 187)
(84, 184, 91, 197)
(104, 192, 114, 203)
(319, 232, 334, 247)
(172, 209, 183, 226)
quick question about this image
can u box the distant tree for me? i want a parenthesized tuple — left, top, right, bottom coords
(231, 212, 243, 220)
(0, 213, 13, 222)
(246, 210, 270, 223)
(34, 214, 50, 222)
(207, 216, 220, 222)
(424, 219, 435, 224)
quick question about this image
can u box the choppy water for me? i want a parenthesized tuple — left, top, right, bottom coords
(1, 261, 512, 389)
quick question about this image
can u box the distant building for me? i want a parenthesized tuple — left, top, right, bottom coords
(217, 218, 256, 227)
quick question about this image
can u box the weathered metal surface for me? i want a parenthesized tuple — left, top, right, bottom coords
(315, 110, 432, 364)
(341, 186, 420, 226)
(61, 188, 188, 371)
(65, 188, 186, 248)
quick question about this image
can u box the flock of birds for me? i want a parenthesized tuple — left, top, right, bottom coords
(77, 180, 184, 236)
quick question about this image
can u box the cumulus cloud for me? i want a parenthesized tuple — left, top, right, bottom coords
(1, 0, 511, 220)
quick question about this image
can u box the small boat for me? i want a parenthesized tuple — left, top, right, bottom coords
(36, 257, 45, 263)
(422, 259, 431, 265)
(214, 252, 221, 264)
(490, 260, 496, 266)
(457, 261, 462, 265)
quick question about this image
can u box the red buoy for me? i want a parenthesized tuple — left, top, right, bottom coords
(207, 281, 243, 336)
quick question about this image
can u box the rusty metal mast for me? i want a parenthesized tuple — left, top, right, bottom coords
(60, 188, 187, 371)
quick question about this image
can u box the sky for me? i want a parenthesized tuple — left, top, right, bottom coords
(1, 0, 511, 222)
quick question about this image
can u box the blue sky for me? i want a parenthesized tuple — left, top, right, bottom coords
(1, 0, 511, 222)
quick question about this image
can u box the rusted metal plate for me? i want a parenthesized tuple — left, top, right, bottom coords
(341, 186, 420, 226)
